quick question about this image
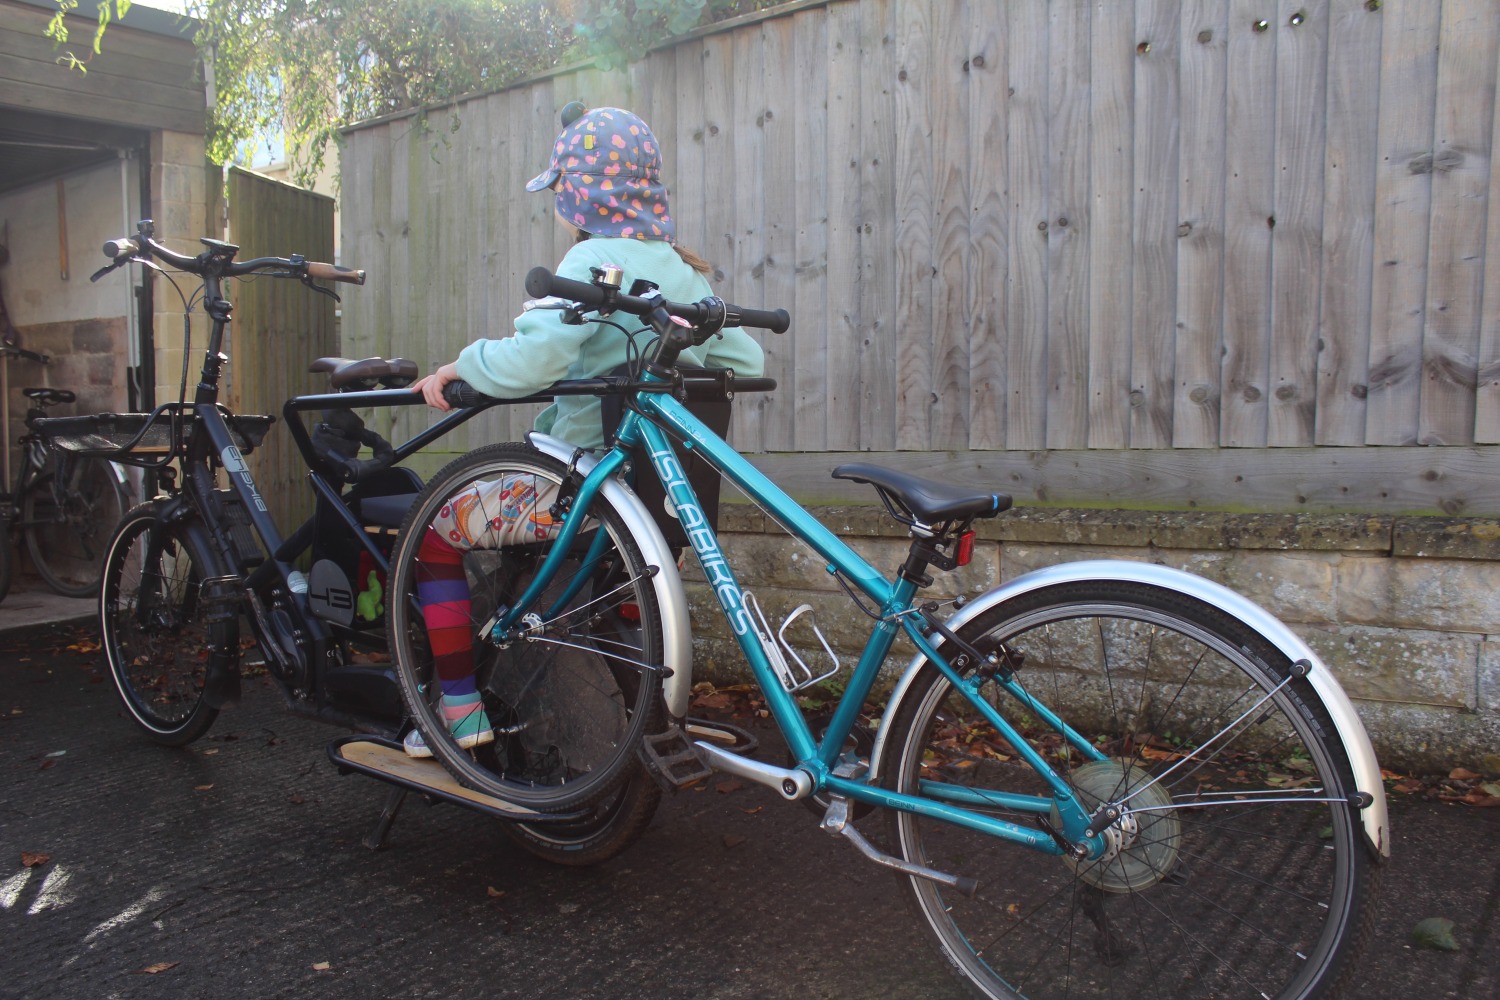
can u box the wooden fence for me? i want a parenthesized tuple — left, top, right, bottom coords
(225, 166, 337, 531)
(340, 0, 1500, 515)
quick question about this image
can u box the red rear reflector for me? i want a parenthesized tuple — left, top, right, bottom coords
(618, 602, 641, 623)
(955, 531, 975, 567)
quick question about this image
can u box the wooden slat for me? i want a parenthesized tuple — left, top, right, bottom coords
(892, 0, 933, 451)
(1418, 0, 1498, 446)
(1365, 0, 1440, 445)
(928, 0, 969, 452)
(1220, 2, 1276, 448)
(1172, 0, 1228, 448)
(758, 17, 797, 451)
(1005, 0, 1049, 451)
(792, 8, 830, 453)
(746, 444, 1500, 518)
(966, 0, 1008, 452)
(792, 5, 840, 452)
(1315, 0, 1382, 446)
(825, 1, 863, 452)
(1268, 0, 1328, 447)
(858, 0, 899, 452)
(702, 33, 737, 298)
(1129, 0, 1180, 449)
(1044, 0, 1090, 451)
(730, 27, 767, 450)
(1088, 0, 1134, 450)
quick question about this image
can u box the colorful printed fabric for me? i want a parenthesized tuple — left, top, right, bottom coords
(428, 474, 563, 549)
(525, 107, 675, 243)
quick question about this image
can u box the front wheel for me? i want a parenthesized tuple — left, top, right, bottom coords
(100, 504, 234, 746)
(881, 580, 1377, 1000)
(26, 458, 129, 597)
(388, 442, 665, 812)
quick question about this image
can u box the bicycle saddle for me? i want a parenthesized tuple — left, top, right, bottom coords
(21, 387, 76, 405)
(309, 356, 420, 391)
(831, 463, 1011, 525)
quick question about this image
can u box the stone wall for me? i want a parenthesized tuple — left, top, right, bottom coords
(681, 504, 1500, 773)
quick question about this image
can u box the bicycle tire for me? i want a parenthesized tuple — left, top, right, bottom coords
(499, 760, 662, 866)
(880, 579, 1377, 1000)
(388, 442, 665, 812)
(100, 503, 232, 746)
(26, 459, 129, 598)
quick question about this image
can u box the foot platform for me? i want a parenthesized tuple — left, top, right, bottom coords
(328, 734, 552, 824)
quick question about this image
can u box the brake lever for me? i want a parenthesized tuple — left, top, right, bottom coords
(89, 255, 159, 283)
(300, 274, 342, 302)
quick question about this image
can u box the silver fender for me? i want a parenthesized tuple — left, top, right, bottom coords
(869, 559, 1390, 858)
(528, 433, 693, 718)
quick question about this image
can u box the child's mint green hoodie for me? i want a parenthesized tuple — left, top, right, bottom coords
(455, 236, 765, 449)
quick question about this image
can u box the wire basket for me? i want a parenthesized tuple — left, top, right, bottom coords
(33, 407, 275, 466)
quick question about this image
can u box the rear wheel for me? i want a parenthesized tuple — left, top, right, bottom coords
(388, 443, 665, 812)
(27, 458, 129, 597)
(500, 761, 661, 866)
(881, 580, 1377, 1000)
(100, 504, 232, 746)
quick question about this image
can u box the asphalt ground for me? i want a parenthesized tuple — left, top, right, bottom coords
(2, 613, 1497, 1000)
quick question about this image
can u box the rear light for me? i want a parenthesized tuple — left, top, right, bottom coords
(954, 531, 975, 567)
(618, 602, 641, 623)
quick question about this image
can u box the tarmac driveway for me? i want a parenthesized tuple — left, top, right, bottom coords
(2, 619, 1496, 999)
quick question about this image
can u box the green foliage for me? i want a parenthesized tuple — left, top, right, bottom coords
(187, 0, 569, 185)
(46, 1, 134, 72)
(44, 0, 787, 186)
(571, 0, 780, 69)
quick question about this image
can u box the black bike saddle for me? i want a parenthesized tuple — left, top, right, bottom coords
(21, 387, 76, 406)
(309, 356, 420, 391)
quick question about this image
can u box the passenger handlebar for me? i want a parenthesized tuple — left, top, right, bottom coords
(524, 266, 790, 335)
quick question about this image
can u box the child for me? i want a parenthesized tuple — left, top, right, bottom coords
(403, 105, 765, 756)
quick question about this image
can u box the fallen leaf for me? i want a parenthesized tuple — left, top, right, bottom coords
(194, 784, 213, 792)
(139, 962, 179, 975)
(739, 805, 763, 815)
(1449, 767, 1481, 782)
(1394, 779, 1425, 794)
(311, 961, 331, 971)
(1481, 782, 1500, 798)
(1411, 917, 1460, 952)
(715, 780, 744, 794)
(67, 639, 101, 654)
(723, 834, 747, 848)
(486, 886, 506, 898)
(287, 794, 306, 805)
(1462, 792, 1500, 808)
(20, 852, 49, 868)
(200, 748, 219, 756)
(1380, 768, 1403, 780)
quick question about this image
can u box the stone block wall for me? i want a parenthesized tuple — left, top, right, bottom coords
(681, 504, 1500, 772)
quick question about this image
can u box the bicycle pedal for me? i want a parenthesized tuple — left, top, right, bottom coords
(641, 722, 714, 791)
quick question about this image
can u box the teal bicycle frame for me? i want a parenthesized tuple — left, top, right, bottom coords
(485, 375, 1112, 859)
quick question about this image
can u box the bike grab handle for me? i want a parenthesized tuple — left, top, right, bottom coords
(525, 266, 790, 334)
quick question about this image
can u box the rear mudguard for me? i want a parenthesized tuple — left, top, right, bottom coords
(868, 559, 1390, 858)
(528, 433, 694, 719)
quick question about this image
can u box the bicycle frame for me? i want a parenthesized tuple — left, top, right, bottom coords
(495, 385, 1108, 857)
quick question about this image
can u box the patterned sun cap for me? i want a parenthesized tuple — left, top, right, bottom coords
(525, 106, 675, 243)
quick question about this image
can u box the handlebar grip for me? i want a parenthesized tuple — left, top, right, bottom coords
(102, 238, 139, 259)
(728, 305, 790, 334)
(442, 380, 497, 409)
(526, 266, 605, 306)
(306, 261, 366, 285)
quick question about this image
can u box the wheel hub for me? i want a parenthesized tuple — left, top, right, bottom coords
(1056, 758, 1182, 893)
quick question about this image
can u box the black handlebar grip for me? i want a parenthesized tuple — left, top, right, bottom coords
(442, 380, 495, 409)
(526, 266, 607, 306)
(730, 306, 790, 334)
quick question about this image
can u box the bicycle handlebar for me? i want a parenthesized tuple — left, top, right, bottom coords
(97, 223, 365, 286)
(440, 372, 777, 410)
(524, 266, 790, 334)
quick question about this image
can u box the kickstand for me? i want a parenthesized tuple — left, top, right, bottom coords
(362, 785, 408, 850)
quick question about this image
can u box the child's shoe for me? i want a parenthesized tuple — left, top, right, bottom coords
(402, 706, 495, 758)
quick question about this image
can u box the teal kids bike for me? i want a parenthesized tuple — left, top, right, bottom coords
(383, 264, 1387, 1000)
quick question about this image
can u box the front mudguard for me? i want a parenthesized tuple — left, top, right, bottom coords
(868, 559, 1390, 859)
